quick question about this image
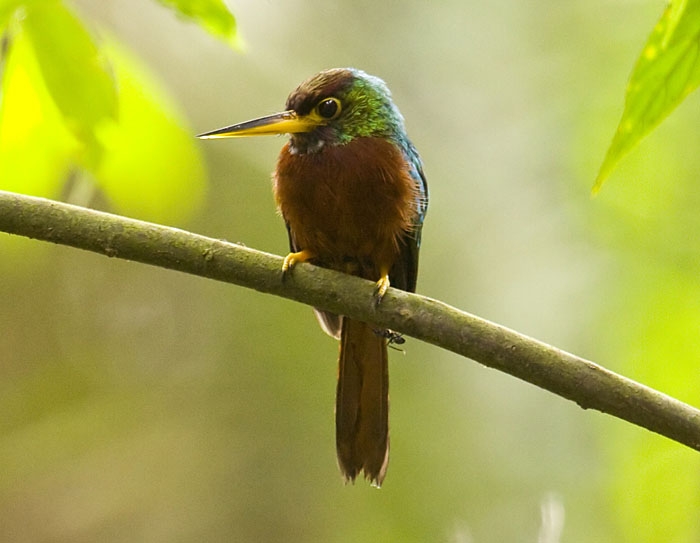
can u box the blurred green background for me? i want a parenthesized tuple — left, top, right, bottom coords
(1, 1, 700, 541)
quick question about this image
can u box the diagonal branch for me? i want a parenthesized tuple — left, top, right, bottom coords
(1, 189, 699, 451)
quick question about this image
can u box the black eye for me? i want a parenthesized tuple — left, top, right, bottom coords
(316, 97, 341, 119)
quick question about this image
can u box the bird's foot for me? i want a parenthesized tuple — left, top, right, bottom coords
(374, 273, 390, 306)
(282, 249, 314, 274)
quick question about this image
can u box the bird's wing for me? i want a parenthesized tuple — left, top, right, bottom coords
(285, 220, 300, 253)
(389, 143, 428, 294)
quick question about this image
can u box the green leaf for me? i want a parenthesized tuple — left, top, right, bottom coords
(593, 0, 700, 193)
(0, 23, 79, 198)
(0, 0, 22, 30)
(22, 1, 117, 153)
(156, 0, 240, 47)
(0, 6, 205, 222)
(664, 0, 688, 46)
(95, 39, 207, 223)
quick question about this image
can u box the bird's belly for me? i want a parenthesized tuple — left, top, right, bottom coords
(275, 138, 416, 275)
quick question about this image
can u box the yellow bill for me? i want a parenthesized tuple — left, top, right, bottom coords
(197, 111, 321, 139)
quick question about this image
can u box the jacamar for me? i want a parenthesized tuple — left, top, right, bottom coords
(199, 68, 428, 486)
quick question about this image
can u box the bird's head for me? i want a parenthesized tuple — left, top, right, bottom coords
(198, 68, 407, 155)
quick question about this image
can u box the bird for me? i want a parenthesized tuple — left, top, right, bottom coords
(198, 68, 428, 486)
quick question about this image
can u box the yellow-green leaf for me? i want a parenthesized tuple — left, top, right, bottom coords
(0, 0, 22, 30)
(0, 24, 79, 197)
(156, 0, 240, 47)
(23, 1, 117, 148)
(0, 19, 83, 268)
(664, 0, 688, 46)
(95, 40, 207, 223)
(593, 0, 700, 192)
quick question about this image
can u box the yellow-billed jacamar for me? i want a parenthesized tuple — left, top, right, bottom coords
(199, 68, 428, 486)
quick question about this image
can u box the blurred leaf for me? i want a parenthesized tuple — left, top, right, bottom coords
(156, 0, 240, 47)
(22, 1, 117, 161)
(0, 0, 22, 30)
(664, 0, 688, 46)
(0, 24, 81, 270)
(0, 0, 34, 30)
(664, 0, 700, 45)
(95, 39, 207, 223)
(593, 0, 700, 192)
(0, 25, 78, 196)
(0, 2, 204, 223)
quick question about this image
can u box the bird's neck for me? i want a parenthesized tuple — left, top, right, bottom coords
(289, 130, 408, 157)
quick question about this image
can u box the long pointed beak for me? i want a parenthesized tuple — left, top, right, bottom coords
(197, 110, 321, 139)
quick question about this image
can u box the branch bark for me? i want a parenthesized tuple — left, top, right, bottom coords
(1, 189, 699, 451)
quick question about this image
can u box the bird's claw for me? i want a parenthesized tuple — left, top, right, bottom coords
(282, 249, 313, 275)
(374, 274, 390, 306)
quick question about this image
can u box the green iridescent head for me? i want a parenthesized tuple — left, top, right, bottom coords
(284, 68, 407, 153)
(197, 68, 408, 155)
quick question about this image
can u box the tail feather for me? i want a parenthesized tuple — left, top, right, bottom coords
(336, 318, 389, 486)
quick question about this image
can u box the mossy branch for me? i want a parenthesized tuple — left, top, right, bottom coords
(1, 189, 700, 451)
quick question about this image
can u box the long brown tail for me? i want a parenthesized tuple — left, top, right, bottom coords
(336, 318, 389, 487)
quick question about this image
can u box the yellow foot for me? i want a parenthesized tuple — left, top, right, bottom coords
(374, 272, 390, 304)
(282, 249, 314, 273)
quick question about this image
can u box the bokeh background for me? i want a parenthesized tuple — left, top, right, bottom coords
(2, 1, 700, 541)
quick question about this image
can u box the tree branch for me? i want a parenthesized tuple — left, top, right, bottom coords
(1, 189, 699, 451)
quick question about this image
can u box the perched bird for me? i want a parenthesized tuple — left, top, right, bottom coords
(199, 68, 428, 486)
